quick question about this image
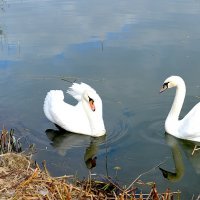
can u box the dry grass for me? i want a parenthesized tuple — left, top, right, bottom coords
(0, 128, 181, 199)
(0, 153, 181, 200)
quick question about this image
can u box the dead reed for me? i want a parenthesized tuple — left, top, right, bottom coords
(0, 128, 181, 199)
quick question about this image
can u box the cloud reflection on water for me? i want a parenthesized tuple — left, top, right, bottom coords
(1, 0, 200, 60)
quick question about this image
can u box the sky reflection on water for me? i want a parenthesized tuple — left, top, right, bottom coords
(0, 0, 200, 198)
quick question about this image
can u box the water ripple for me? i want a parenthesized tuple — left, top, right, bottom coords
(106, 118, 129, 146)
(112, 99, 169, 146)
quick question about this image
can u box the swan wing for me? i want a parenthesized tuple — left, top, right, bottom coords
(179, 102, 200, 140)
(67, 82, 97, 101)
(44, 90, 64, 123)
(44, 90, 91, 134)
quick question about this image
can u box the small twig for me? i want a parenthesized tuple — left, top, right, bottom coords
(0, 170, 16, 179)
(105, 136, 109, 177)
(17, 168, 39, 188)
(55, 184, 63, 200)
(192, 145, 200, 155)
(113, 191, 117, 199)
(0, 187, 8, 192)
(54, 175, 74, 179)
(102, 176, 124, 193)
(26, 160, 31, 172)
(125, 160, 167, 192)
(42, 160, 50, 176)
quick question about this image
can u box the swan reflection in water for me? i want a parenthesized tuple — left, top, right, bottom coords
(45, 127, 106, 170)
(159, 133, 200, 182)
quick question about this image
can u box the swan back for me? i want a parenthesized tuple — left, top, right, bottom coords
(44, 90, 64, 123)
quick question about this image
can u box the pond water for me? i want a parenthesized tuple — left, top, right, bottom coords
(1, 0, 200, 198)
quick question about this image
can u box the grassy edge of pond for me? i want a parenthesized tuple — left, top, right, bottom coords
(0, 128, 195, 200)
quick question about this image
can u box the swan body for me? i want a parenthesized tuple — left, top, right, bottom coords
(44, 82, 106, 137)
(160, 76, 200, 142)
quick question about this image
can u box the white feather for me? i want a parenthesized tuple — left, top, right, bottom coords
(67, 82, 96, 101)
(161, 76, 200, 142)
(44, 83, 106, 137)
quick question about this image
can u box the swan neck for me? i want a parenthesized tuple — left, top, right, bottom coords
(167, 83, 186, 121)
(82, 99, 105, 136)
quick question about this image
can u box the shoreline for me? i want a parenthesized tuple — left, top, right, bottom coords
(0, 152, 181, 199)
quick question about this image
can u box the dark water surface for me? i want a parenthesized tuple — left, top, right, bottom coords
(1, 0, 200, 198)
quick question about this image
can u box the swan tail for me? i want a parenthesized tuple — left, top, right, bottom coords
(43, 90, 64, 123)
(67, 82, 96, 101)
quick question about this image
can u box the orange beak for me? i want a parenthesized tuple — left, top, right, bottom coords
(89, 100, 95, 111)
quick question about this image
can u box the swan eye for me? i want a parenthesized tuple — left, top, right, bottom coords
(163, 82, 169, 88)
(88, 96, 94, 102)
(160, 82, 169, 93)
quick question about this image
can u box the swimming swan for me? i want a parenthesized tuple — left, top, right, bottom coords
(44, 82, 106, 137)
(160, 76, 200, 142)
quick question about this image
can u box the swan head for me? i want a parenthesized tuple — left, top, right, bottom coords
(82, 89, 106, 136)
(160, 76, 185, 93)
(82, 90, 102, 113)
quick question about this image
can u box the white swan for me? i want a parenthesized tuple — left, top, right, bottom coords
(160, 76, 200, 142)
(43, 82, 106, 137)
